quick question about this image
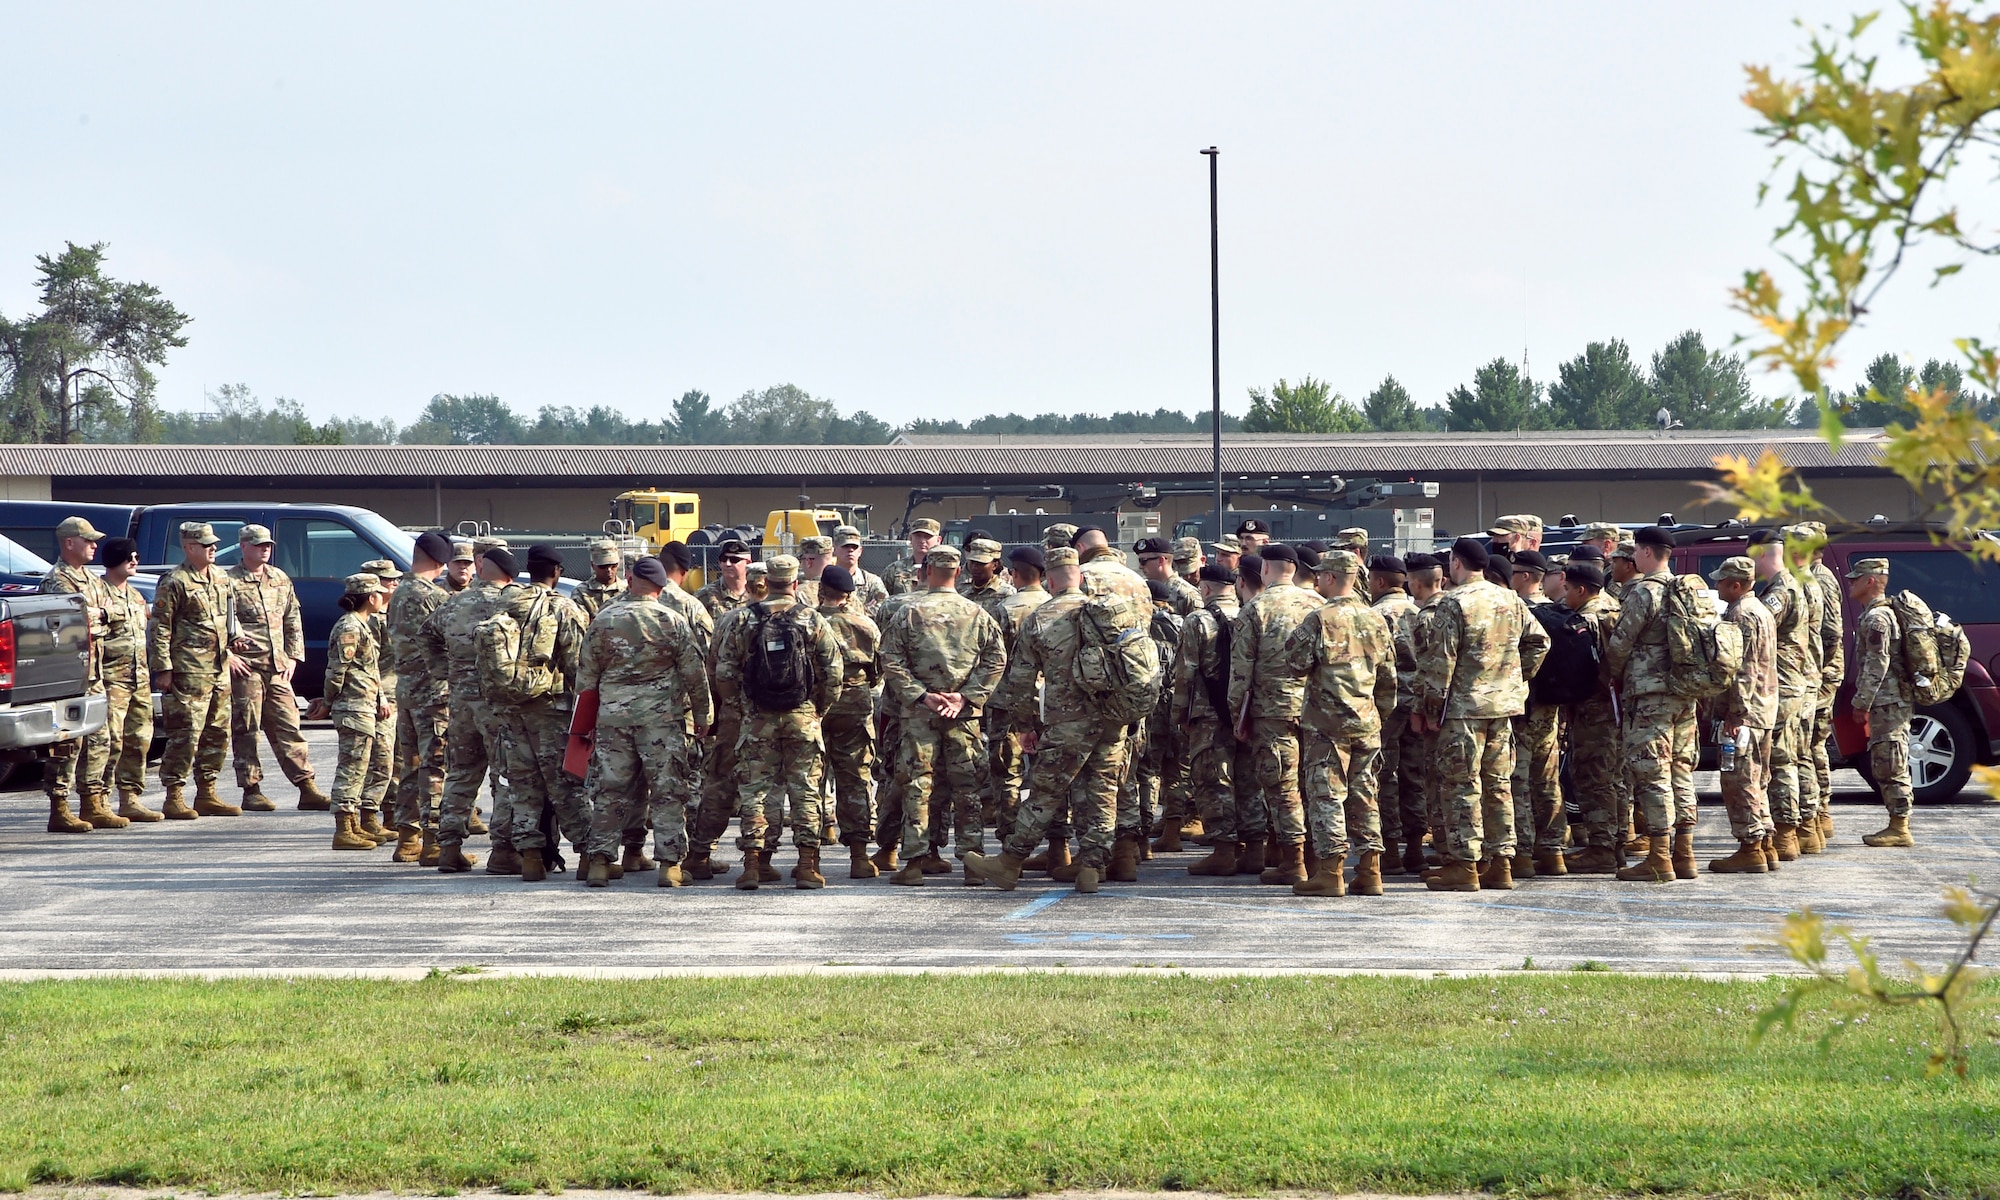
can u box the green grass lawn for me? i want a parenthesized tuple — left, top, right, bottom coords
(1, 973, 1995, 1198)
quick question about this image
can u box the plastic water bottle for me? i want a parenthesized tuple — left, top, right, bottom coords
(1719, 733, 1738, 773)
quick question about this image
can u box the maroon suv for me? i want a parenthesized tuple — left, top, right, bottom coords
(1670, 524, 2000, 803)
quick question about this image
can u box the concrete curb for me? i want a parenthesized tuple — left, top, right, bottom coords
(0, 964, 1792, 981)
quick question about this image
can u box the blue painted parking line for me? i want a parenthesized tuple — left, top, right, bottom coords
(1004, 892, 1067, 921)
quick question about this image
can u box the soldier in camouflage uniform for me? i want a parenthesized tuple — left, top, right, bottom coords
(152, 522, 242, 820)
(1555, 561, 1627, 872)
(965, 547, 1128, 894)
(1283, 550, 1397, 896)
(714, 555, 844, 889)
(1603, 526, 1695, 883)
(1750, 528, 1818, 858)
(1173, 537, 1204, 587)
(958, 538, 1015, 607)
(832, 525, 890, 614)
(1801, 521, 1845, 845)
(1393, 554, 1446, 873)
(695, 539, 754, 619)
(579, 555, 715, 887)
(94, 538, 159, 823)
(1415, 539, 1550, 892)
(1225, 541, 1324, 885)
(981, 547, 1049, 845)
(1139, 536, 1201, 616)
(574, 541, 627, 620)
(419, 547, 530, 872)
(1181, 565, 1244, 874)
(795, 536, 834, 608)
(225, 524, 328, 812)
(686, 557, 766, 880)
(1709, 556, 1779, 872)
(814, 566, 882, 878)
(1848, 558, 1919, 848)
(353, 557, 405, 840)
(40, 517, 120, 832)
(386, 531, 455, 864)
(1506, 549, 1565, 876)
(1075, 527, 1158, 877)
(1784, 528, 1828, 837)
(323, 574, 394, 851)
(883, 518, 940, 596)
(488, 545, 591, 882)
(1366, 555, 1418, 870)
(879, 544, 1007, 885)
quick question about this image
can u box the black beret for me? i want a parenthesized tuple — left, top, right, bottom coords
(717, 538, 751, 556)
(1564, 561, 1606, 588)
(1198, 563, 1239, 584)
(482, 547, 517, 576)
(99, 537, 138, 568)
(1134, 536, 1172, 556)
(1635, 525, 1675, 549)
(1070, 524, 1103, 540)
(1745, 527, 1783, 547)
(1367, 554, 1406, 574)
(415, 530, 455, 565)
(526, 543, 564, 565)
(818, 564, 854, 594)
(1514, 549, 1552, 574)
(1007, 545, 1045, 571)
(1450, 538, 1490, 570)
(1235, 519, 1269, 535)
(1147, 579, 1173, 602)
(967, 528, 993, 543)
(1302, 539, 1328, 554)
(1294, 544, 1320, 569)
(1567, 544, 1605, 563)
(659, 540, 693, 572)
(1260, 542, 1298, 565)
(1404, 552, 1440, 571)
(628, 556, 669, 586)
(1484, 557, 1513, 585)
(1238, 554, 1264, 582)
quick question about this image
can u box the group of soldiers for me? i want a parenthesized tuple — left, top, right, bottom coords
(32, 507, 1926, 897)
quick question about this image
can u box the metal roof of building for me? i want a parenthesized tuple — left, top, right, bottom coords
(0, 428, 1891, 485)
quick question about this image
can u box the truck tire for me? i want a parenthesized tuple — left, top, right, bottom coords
(1855, 703, 1976, 805)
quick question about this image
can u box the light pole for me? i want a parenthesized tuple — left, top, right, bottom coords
(1201, 146, 1222, 543)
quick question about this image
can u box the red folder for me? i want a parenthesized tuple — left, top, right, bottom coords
(562, 690, 600, 780)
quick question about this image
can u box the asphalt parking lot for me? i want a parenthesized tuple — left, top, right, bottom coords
(1, 728, 1993, 977)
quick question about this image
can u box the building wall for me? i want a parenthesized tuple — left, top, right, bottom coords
(0, 475, 51, 501)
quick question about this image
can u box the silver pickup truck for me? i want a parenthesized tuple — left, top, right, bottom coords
(0, 592, 110, 777)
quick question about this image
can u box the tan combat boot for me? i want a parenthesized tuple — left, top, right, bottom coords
(1107, 836, 1142, 883)
(658, 861, 686, 887)
(1259, 841, 1307, 886)
(466, 807, 488, 835)
(1151, 823, 1182, 854)
(419, 829, 442, 867)
(1708, 840, 1769, 874)
(587, 853, 612, 888)
(240, 785, 278, 812)
(390, 825, 423, 862)
(193, 780, 241, 817)
(485, 845, 523, 875)
(1772, 824, 1802, 861)
(1510, 852, 1537, 880)
(47, 793, 92, 834)
(1187, 839, 1237, 876)
(117, 789, 163, 823)
(849, 844, 878, 879)
(437, 841, 480, 873)
(1817, 810, 1836, 841)
(160, 786, 197, 821)
(1616, 836, 1676, 883)
(916, 851, 951, 876)
(869, 843, 899, 873)
(685, 850, 714, 880)
(1292, 858, 1347, 897)
(622, 845, 656, 874)
(735, 851, 762, 890)
(1862, 814, 1915, 848)
(1234, 839, 1267, 875)
(520, 848, 547, 883)
(1564, 845, 1619, 874)
(80, 792, 130, 829)
(1351, 849, 1385, 896)
(1477, 856, 1516, 891)
(1402, 838, 1427, 876)
(1760, 834, 1780, 869)
(890, 857, 926, 887)
(1796, 819, 1824, 855)
(1181, 816, 1205, 841)
(1074, 863, 1101, 894)
(1671, 829, 1698, 879)
(1621, 827, 1648, 857)
(358, 810, 392, 844)
(297, 780, 332, 811)
(964, 850, 1025, 891)
(1425, 857, 1480, 892)
(1533, 849, 1569, 877)
(1042, 838, 1072, 874)
(794, 845, 826, 890)
(331, 812, 377, 851)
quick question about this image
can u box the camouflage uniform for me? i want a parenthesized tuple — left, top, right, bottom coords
(97, 578, 153, 798)
(227, 563, 318, 794)
(40, 561, 114, 809)
(1510, 596, 1564, 857)
(1225, 579, 1325, 848)
(574, 577, 627, 621)
(1604, 568, 1695, 836)
(1561, 590, 1625, 848)
(866, 590, 922, 853)
(1079, 549, 1157, 840)
(1755, 569, 1814, 829)
(959, 576, 1016, 608)
(1788, 557, 1827, 824)
(851, 568, 890, 615)
(818, 599, 881, 848)
(1282, 592, 1396, 859)
(1371, 585, 1420, 844)
(386, 574, 451, 832)
(990, 584, 1127, 869)
(324, 607, 390, 817)
(419, 578, 523, 849)
(1406, 591, 1447, 837)
(691, 599, 758, 857)
(879, 586, 1007, 858)
(1716, 587, 1778, 842)
(1809, 556, 1846, 803)
(1163, 573, 1202, 617)
(152, 561, 237, 790)
(695, 580, 750, 620)
(883, 554, 926, 597)
(983, 582, 1047, 832)
(714, 594, 843, 851)
(1418, 578, 1549, 863)
(1852, 592, 1915, 817)
(580, 594, 714, 864)
(495, 585, 591, 855)
(1172, 591, 1240, 843)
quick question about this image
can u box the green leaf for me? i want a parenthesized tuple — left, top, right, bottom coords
(1817, 394, 1847, 451)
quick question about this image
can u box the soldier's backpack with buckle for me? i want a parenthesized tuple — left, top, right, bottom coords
(1662, 575, 1742, 701)
(1890, 590, 1966, 705)
(1528, 603, 1602, 707)
(1072, 592, 1162, 725)
(744, 600, 817, 712)
(474, 590, 561, 705)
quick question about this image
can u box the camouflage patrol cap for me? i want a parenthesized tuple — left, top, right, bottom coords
(926, 543, 963, 569)
(746, 559, 769, 577)
(798, 536, 833, 555)
(1043, 522, 1078, 548)
(965, 538, 1003, 564)
(473, 536, 510, 556)
(359, 558, 404, 579)
(1845, 557, 1889, 579)
(1043, 546, 1080, 568)
(1714, 556, 1756, 583)
(765, 554, 801, 582)
(908, 518, 942, 536)
(55, 516, 105, 541)
(588, 540, 621, 566)
(1208, 534, 1242, 555)
(1495, 514, 1538, 535)
(450, 540, 476, 563)
(1334, 527, 1370, 552)
(236, 523, 274, 545)
(343, 572, 384, 597)
(1612, 539, 1637, 561)
(1581, 521, 1622, 542)
(1312, 548, 1362, 575)
(178, 521, 221, 546)
(1172, 536, 1201, 563)
(833, 524, 864, 547)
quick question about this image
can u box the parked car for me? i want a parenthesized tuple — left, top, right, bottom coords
(0, 590, 109, 788)
(1670, 524, 2000, 804)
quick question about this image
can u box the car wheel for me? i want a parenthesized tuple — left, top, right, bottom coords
(1859, 704, 1976, 804)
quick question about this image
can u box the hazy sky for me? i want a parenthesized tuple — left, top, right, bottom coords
(3, 2, 1991, 429)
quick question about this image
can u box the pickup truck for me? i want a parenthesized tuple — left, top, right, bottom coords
(0, 591, 109, 786)
(0, 502, 417, 699)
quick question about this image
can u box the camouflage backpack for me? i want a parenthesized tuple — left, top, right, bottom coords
(1889, 590, 1966, 705)
(1072, 592, 1162, 725)
(474, 589, 561, 705)
(1661, 575, 1742, 701)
